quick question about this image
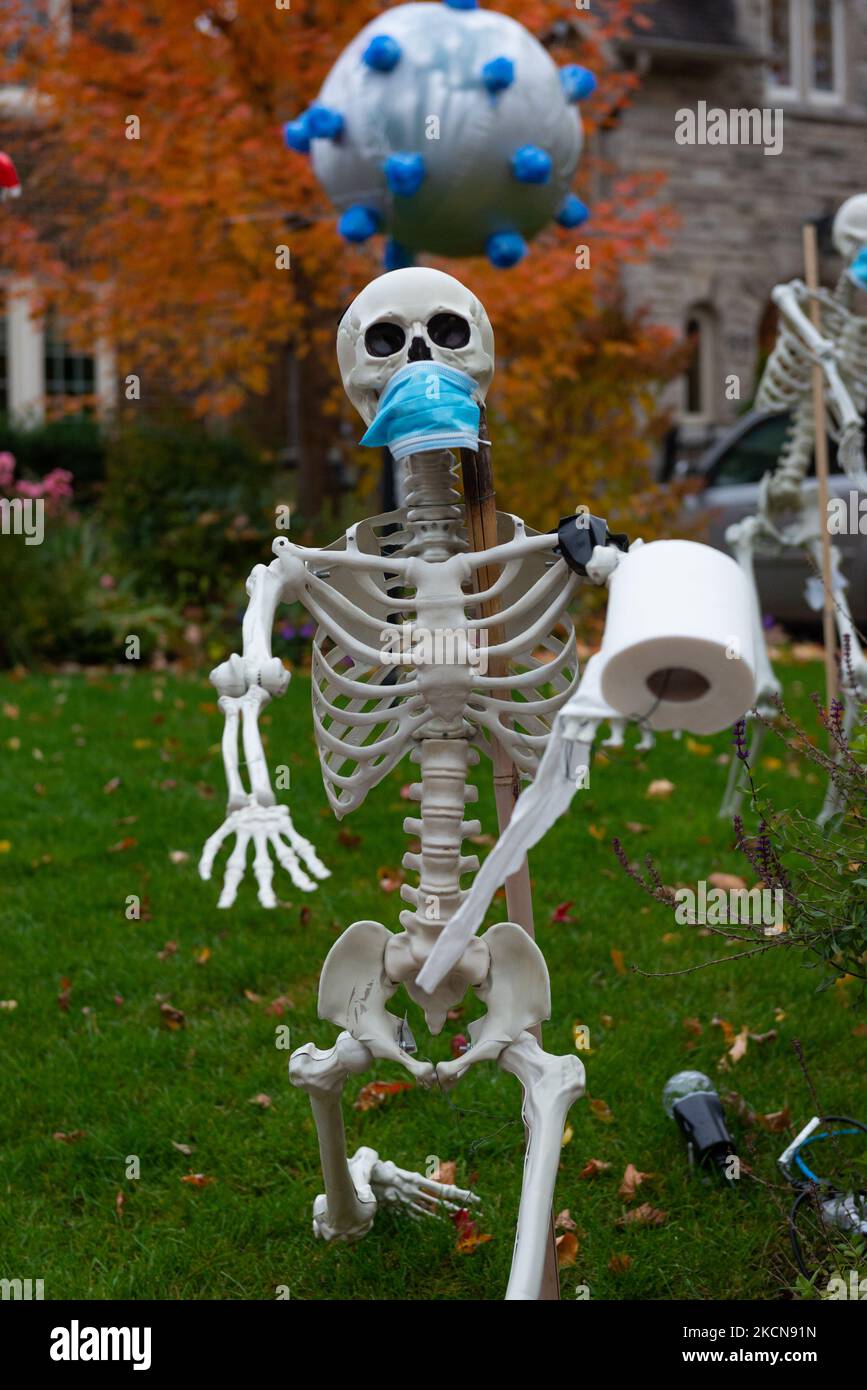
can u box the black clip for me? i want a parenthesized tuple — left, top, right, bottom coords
(553, 513, 630, 577)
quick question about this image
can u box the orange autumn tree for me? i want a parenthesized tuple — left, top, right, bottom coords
(0, 0, 682, 530)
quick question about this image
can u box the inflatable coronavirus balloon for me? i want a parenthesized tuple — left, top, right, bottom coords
(283, 0, 595, 269)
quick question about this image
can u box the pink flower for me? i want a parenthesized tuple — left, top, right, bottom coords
(14, 479, 43, 499)
(42, 468, 74, 500)
(0, 452, 15, 489)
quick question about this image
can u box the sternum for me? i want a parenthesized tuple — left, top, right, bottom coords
(399, 738, 481, 944)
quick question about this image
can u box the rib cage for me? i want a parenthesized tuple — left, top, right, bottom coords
(757, 277, 867, 488)
(305, 508, 580, 818)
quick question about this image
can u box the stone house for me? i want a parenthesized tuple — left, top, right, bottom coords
(600, 0, 867, 462)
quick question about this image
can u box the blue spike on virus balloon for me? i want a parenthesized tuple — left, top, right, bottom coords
(556, 195, 590, 229)
(443, 0, 478, 9)
(511, 145, 552, 185)
(307, 105, 344, 140)
(363, 35, 402, 72)
(339, 205, 381, 243)
(560, 65, 597, 103)
(384, 239, 415, 271)
(482, 57, 515, 94)
(283, 114, 311, 154)
(384, 153, 427, 197)
(487, 232, 527, 268)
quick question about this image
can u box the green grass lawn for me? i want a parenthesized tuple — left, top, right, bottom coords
(0, 663, 863, 1301)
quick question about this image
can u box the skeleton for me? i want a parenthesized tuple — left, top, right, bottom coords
(198, 267, 634, 1299)
(720, 195, 867, 823)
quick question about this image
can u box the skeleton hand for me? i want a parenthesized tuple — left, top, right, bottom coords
(199, 796, 330, 908)
(199, 661, 329, 908)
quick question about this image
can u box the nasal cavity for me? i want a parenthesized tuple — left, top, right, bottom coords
(408, 335, 432, 362)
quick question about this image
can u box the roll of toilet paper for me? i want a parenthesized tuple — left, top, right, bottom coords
(598, 541, 756, 735)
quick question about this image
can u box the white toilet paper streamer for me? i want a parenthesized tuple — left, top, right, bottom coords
(416, 715, 588, 996)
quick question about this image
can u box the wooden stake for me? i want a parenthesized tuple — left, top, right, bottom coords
(460, 410, 561, 1302)
(803, 223, 839, 709)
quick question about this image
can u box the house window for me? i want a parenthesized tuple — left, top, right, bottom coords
(682, 306, 718, 424)
(767, 0, 846, 105)
(44, 311, 95, 405)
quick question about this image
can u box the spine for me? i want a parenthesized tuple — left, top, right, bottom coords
(399, 738, 481, 939)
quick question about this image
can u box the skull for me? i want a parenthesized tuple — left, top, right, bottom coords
(832, 194, 867, 262)
(336, 268, 495, 426)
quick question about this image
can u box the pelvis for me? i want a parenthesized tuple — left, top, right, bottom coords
(317, 919, 551, 1087)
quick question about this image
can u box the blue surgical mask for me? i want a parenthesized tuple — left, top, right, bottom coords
(360, 360, 480, 462)
(848, 247, 867, 291)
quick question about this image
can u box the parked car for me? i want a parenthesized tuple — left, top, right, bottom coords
(674, 410, 867, 628)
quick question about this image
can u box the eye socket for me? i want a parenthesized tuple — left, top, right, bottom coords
(428, 312, 471, 350)
(365, 321, 406, 358)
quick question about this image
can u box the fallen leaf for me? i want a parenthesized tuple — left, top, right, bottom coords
(57, 978, 72, 1012)
(555, 1209, 576, 1232)
(107, 837, 137, 854)
(611, 948, 627, 976)
(556, 1231, 579, 1267)
(115, 1191, 125, 1219)
(550, 901, 576, 923)
(131, 738, 152, 750)
(353, 1081, 413, 1112)
(625, 822, 649, 834)
(181, 1173, 215, 1188)
(758, 1108, 791, 1133)
(265, 994, 294, 1017)
(195, 947, 211, 966)
(450, 1034, 468, 1058)
(748, 1029, 777, 1045)
(617, 1203, 667, 1228)
(431, 1160, 457, 1186)
(590, 1098, 614, 1124)
(244, 989, 263, 1004)
(52, 1130, 87, 1143)
(708, 871, 748, 892)
(728, 1026, 750, 1064)
(853, 1023, 867, 1038)
(248, 1093, 272, 1108)
(377, 866, 405, 893)
(103, 776, 122, 794)
(3, 702, 19, 719)
(169, 850, 190, 865)
(608, 1253, 633, 1274)
(468, 832, 496, 847)
(561, 1122, 574, 1147)
(157, 942, 178, 961)
(337, 829, 361, 849)
(774, 1007, 787, 1022)
(172, 1141, 194, 1156)
(159, 1002, 186, 1030)
(619, 1163, 654, 1200)
(686, 738, 713, 756)
(712, 1016, 736, 1045)
(578, 1158, 611, 1179)
(647, 779, 675, 799)
(683, 1017, 703, 1037)
(0, 999, 18, 1011)
(588, 823, 607, 841)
